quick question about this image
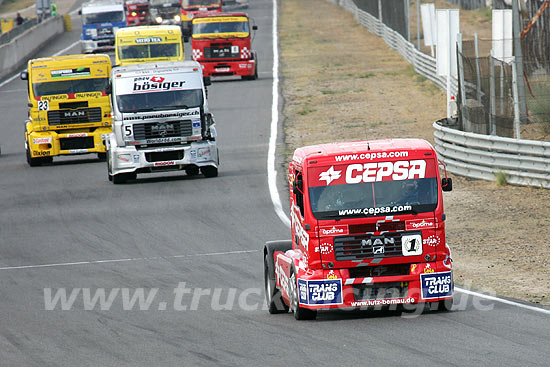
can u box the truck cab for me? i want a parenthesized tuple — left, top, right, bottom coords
(106, 61, 218, 183)
(150, 0, 182, 26)
(125, 0, 151, 26)
(20, 54, 112, 166)
(191, 12, 258, 80)
(81, 0, 127, 53)
(115, 25, 184, 66)
(264, 139, 454, 320)
(180, 0, 222, 38)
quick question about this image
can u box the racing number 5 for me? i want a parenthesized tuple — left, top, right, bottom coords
(124, 125, 132, 137)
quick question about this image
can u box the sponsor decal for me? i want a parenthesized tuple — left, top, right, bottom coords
(420, 271, 453, 299)
(132, 76, 186, 92)
(51, 67, 91, 79)
(312, 160, 431, 186)
(38, 95, 67, 101)
(334, 150, 409, 162)
(215, 67, 230, 72)
(33, 137, 52, 144)
(133, 154, 140, 163)
(326, 270, 337, 279)
(193, 16, 248, 24)
(190, 150, 197, 160)
(351, 297, 415, 307)
(423, 263, 435, 273)
(401, 234, 422, 256)
(423, 235, 441, 247)
(69, 149, 88, 154)
(319, 225, 348, 236)
(319, 166, 341, 185)
(315, 242, 333, 255)
(66, 133, 88, 138)
(298, 279, 343, 305)
(135, 37, 163, 43)
(74, 92, 103, 99)
(33, 150, 50, 156)
(291, 210, 309, 250)
(192, 121, 201, 128)
(406, 219, 435, 230)
(122, 110, 199, 121)
(275, 260, 290, 298)
(153, 161, 176, 167)
(411, 264, 417, 273)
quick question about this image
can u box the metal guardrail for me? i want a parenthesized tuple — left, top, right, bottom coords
(330, 0, 550, 189)
(434, 121, 550, 188)
(0, 18, 39, 45)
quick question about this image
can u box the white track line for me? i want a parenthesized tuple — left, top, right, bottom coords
(0, 250, 258, 271)
(265, 0, 549, 316)
(267, 0, 291, 228)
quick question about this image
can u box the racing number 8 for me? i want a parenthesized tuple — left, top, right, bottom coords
(38, 100, 49, 111)
(124, 125, 132, 137)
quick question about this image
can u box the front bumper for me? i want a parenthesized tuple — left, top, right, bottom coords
(198, 59, 255, 77)
(81, 39, 115, 53)
(108, 136, 218, 176)
(26, 127, 111, 159)
(296, 261, 453, 310)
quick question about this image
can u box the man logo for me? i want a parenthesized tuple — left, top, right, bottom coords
(63, 110, 86, 118)
(152, 122, 175, 137)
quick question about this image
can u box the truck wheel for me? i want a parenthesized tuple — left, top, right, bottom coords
(437, 297, 454, 312)
(290, 268, 317, 320)
(112, 173, 127, 184)
(97, 152, 107, 161)
(26, 147, 43, 167)
(185, 166, 200, 176)
(201, 166, 218, 178)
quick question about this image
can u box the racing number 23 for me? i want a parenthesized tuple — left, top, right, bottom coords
(38, 100, 49, 111)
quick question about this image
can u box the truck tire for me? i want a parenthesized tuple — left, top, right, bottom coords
(264, 241, 292, 314)
(26, 147, 43, 167)
(186, 166, 199, 176)
(201, 166, 218, 178)
(290, 267, 317, 320)
(97, 152, 107, 161)
(437, 297, 454, 312)
(112, 172, 136, 184)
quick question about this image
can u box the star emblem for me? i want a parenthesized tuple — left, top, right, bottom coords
(319, 166, 342, 185)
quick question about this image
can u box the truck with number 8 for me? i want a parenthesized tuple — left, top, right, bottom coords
(20, 54, 113, 166)
(264, 139, 454, 320)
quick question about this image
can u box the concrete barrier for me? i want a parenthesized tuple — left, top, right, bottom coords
(0, 15, 65, 81)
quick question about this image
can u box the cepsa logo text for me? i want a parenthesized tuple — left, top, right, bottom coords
(133, 76, 186, 92)
(345, 160, 426, 184)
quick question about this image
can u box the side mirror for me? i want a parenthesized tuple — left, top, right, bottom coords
(293, 175, 303, 194)
(20, 71, 28, 80)
(203, 76, 211, 86)
(252, 25, 258, 30)
(105, 83, 112, 95)
(78, 9, 82, 15)
(183, 36, 189, 43)
(442, 177, 453, 192)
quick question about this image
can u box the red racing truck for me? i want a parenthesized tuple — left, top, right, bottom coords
(180, 0, 222, 38)
(264, 139, 454, 320)
(125, 0, 151, 26)
(191, 12, 258, 80)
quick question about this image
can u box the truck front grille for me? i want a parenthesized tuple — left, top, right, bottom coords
(353, 282, 408, 301)
(60, 137, 94, 150)
(334, 232, 406, 261)
(133, 120, 193, 140)
(48, 108, 102, 125)
(145, 150, 184, 162)
(205, 44, 239, 59)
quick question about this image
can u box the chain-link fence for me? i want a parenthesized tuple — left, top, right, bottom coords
(351, 0, 409, 40)
(458, 38, 550, 139)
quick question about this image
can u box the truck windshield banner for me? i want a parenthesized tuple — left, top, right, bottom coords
(116, 74, 202, 95)
(308, 159, 436, 187)
(51, 68, 91, 79)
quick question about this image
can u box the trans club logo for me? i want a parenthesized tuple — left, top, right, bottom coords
(420, 271, 453, 299)
(298, 279, 343, 305)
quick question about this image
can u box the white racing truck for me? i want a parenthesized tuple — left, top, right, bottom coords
(106, 61, 218, 184)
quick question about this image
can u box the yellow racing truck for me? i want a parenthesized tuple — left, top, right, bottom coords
(20, 54, 112, 166)
(115, 25, 184, 66)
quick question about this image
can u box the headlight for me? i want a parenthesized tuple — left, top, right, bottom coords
(131, 11, 137, 16)
(174, 15, 181, 22)
(155, 16, 163, 23)
(85, 28, 97, 36)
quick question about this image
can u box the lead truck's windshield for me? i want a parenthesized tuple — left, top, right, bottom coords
(83, 11, 124, 24)
(193, 19, 249, 36)
(308, 160, 438, 219)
